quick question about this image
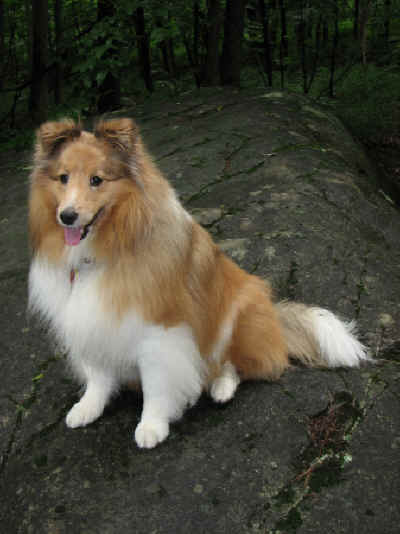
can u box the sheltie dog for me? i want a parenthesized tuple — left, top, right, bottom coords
(28, 118, 369, 448)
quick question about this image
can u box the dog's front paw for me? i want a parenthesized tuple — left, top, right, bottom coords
(135, 419, 169, 449)
(66, 400, 103, 428)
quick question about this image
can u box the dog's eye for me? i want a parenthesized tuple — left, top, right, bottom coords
(59, 174, 69, 184)
(90, 175, 103, 187)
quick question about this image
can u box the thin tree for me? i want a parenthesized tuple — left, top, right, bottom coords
(182, 2, 201, 87)
(54, 0, 63, 105)
(308, 12, 323, 91)
(270, 0, 278, 57)
(134, 6, 153, 92)
(193, 0, 200, 67)
(190, 0, 201, 87)
(25, 0, 32, 86)
(30, 0, 49, 123)
(97, 0, 120, 113)
(258, 0, 273, 87)
(0, 1, 4, 90)
(359, 0, 372, 65)
(156, 14, 176, 77)
(384, 0, 391, 47)
(298, 1, 308, 93)
(329, 0, 339, 97)
(220, 0, 246, 86)
(277, 0, 288, 89)
(353, 0, 360, 39)
(278, 0, 288, 57)
(322, 17, 329, 46)
(204, 0, 223, 85)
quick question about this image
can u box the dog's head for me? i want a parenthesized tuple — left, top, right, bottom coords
(32, 118, 142, 248)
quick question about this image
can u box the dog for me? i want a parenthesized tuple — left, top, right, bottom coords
(28, 118, 369, 448)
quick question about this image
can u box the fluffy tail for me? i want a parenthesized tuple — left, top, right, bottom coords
(276, 302, 370, 368)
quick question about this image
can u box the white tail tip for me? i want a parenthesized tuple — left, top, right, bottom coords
(310, 308, 370, 367)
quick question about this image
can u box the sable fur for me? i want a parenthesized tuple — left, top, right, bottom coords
(28, 118, 369, 448)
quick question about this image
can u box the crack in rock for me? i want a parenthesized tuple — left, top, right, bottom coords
(0, 356, 60, 475)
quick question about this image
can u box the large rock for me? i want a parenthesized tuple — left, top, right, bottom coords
(1, 88, 399, 533)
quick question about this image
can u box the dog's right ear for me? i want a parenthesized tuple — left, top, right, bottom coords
(34, 119, 81, 161)
(94, 118, 138, 153)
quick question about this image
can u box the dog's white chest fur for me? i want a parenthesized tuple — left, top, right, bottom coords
(28, 255, 207, 447)
(29, 256, 154, 379)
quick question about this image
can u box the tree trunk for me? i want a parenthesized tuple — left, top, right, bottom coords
(0, 1, 4, 89)
(278, 0, 288, 57)
(166, 11, 176, 77)
(97, 0, 120, 113)
(329, 0, 339, 97)
(25, 0, 33, 85)
(189, 0, 201, 87)
(307, 13, 322, 92)
(167, 38, 176, 75)
(298, 3, 308, 93)
(279, 37, 284, 89)
(359, 0, 371, 66)
(258, 0, 272, 86)
(203, 0, 223, 85)
(353, 0, 360, 39)
(315, 15, 322, 51)
(160, 39, 176, 76)
(134, 6, 153, 92)
(30, 0, 49, 124)
(54, 0, 63, 105)
(322, 19, 329, 45)
(384, 0, 391, 48)
(193, 1, 200, 67)
(270, 0, 277, 58)
(220, 0, 245, 86)
(157, 16, 176, 78)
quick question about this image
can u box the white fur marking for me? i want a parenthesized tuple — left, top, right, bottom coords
(57, 187, 80, 223)
(135, 324, 205, 448)
(310, 307, 370, 367)
(135, 419, 169, 449)
(30, 260, 205, 447)
(66, 368, 116, 428)
(210, 362, 240, 403)
(66, 396, 104, 428)
(209, 301, 241, 363)
(29, 258, 206, 450)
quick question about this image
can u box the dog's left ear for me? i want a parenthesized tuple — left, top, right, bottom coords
(35, 119, 82, 161)
(94, 118, 138, 153)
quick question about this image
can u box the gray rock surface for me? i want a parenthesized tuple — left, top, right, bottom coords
(1, 88, 399, 533)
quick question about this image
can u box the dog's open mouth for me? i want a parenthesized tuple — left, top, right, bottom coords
(63, 207, 104, 246)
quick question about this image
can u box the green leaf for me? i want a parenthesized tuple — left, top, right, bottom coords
(151, 27, 168, 45)
(95, 43, 110, 59)
(32, 373, 44, 382)
(96, 71, 107, 85)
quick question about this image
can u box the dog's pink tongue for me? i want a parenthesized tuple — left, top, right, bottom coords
(64, 227, 82, 246)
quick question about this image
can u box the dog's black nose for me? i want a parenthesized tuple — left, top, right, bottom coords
(60, 208, 78, 226)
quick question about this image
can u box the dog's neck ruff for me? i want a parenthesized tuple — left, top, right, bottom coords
(69, 257, 95, 285)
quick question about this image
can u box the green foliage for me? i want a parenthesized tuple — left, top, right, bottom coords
(334, 64, 400, 140)
(0, 0, 400, 151)
(0, 126, 35, 152)
(68, 5, 134, 101)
